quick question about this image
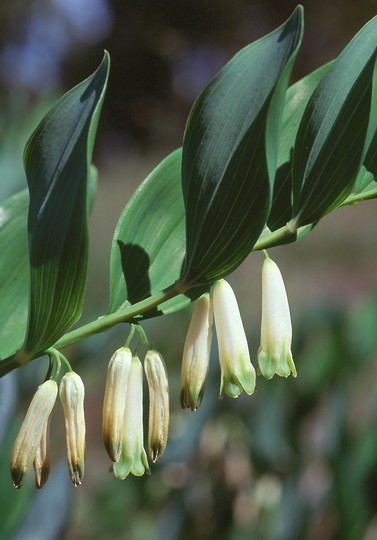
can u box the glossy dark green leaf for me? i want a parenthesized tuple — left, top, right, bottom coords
(268, 63, 331, 230)
(291, 16, 377, 227)
(364, 129, 377, 179)
(20, 53, 109, 360)
(0, 167, 99, 362)
(181, 7, 303, 285)
(109, 149, 206, 319)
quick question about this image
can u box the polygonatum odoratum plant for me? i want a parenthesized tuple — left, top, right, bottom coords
(0, 5, 376, 488)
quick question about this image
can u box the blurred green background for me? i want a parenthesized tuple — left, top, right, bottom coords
(1, 1, 377, 539)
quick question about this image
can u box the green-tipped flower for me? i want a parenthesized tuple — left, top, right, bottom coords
(113, 356, 150, 479)
(258, 256, 296, 379)
(180, 292, 213, 410)
(10, 379, 57, 489)
(102, 347, 132, 462)
(59, 371, 86, 486)
(144, 350, 169, 462)
(33, 416, 52, 489)
(213, 279, 256, 398)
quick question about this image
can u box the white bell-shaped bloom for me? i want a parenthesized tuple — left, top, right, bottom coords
(60, 371, 86, 486)
(113, 356, 149, 479)
(102, 347, 132, 462)
(180, 292, 213, 410)
(213, 279, 256, 398)
(258, 256, 296, 379)
(144, 350, 169, 462)
(10, 379, 57, 489)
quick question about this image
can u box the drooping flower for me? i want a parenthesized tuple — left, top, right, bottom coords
(33, 415, 52, 489)
(180, 292, 213, 410)
(59, 371, 86, 486)
(112, 356, 150, 479)
(213, 279, 256, 398)
(258, 255, 296, 379)
(144, 350, 169, 462)
(10, 379, 58, 489)
(102, 347, 132, 462)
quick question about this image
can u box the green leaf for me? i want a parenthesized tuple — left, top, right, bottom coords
(353, 166, 376, 195)
(0, 190, 29, 359)
(0, 169, 99, 362)
(109, 149, 206, 319)
(364, 129, 377, 180)
(268, 62, 331, 230)
(181, 7, 303, 285)
(20, 52, 109, 360)
(291, 16, 377, 227)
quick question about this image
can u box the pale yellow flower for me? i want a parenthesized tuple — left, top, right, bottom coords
(258, 256, 296, 379)
(213, 279, 256, 398)
(102, 347, 132, 462)
(113, 356, 150, 479)
(60, 371, 86, 486)
(144, 350, 169, 462)
(33, 415, 52, 489)
(180, 292, 213, 410)
(10, 379, 57, 489)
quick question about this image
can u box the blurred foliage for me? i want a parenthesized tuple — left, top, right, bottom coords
(1, 0, 376, 151)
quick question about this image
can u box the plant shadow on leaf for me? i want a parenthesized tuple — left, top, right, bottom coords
(116, 240, 207, 319)
(117, 242, 153, 307)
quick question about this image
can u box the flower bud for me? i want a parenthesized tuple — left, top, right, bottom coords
(33, 416, 51, 489)
(59, 371, 86, 486)
(10, 379, 57, 489)
(144, 350, 169, 462)
(113, 356, 150, 479)
(180, 293, 213, 410)
(102, 347, 132, 462)
(213, 279, 256, 398)
(258, 256, 296, 379)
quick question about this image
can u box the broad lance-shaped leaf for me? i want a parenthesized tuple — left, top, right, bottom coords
(291, 16, 377, 227)
(0, 168, 98, 363)
(19, 53, 109, 361)
(268, 63, 331, 231)
(109, 149, 207, 319)
(180, 7, 303, 285)
(350, 64, 377, 200)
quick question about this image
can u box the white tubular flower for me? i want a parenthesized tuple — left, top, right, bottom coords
(258, 255, 297, 379)
(144, 350, 169, 463)
(10, 379, 58, 489)
(102, 347, 132, 462)
(180, 292, 213, 410)
(59, 372, 86, 486)
(33, 415, 52, 489)
(213, 279, 256, 398)
(113, 356, 150, 479)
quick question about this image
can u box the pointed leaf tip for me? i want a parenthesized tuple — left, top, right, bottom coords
(21, 54, 109, 358)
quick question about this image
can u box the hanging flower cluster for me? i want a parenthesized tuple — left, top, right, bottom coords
(9, 254, 294, 487)
(10, 368, 85, 489)
(180, 254, 296, 411)
(102, 347, 169, 479)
